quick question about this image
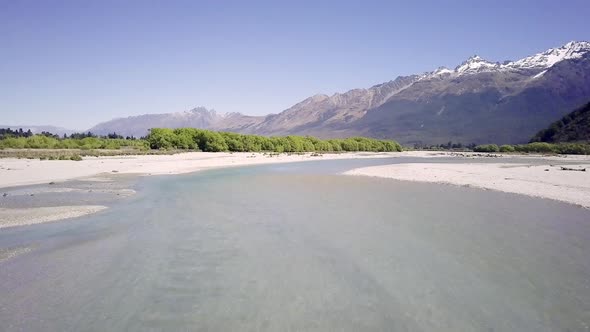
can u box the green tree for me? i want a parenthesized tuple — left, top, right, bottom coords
(147, 128, 177, 149)
(196, 131, 228, 152)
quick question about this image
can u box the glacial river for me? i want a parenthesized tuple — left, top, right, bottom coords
(1, 158, 589, 331)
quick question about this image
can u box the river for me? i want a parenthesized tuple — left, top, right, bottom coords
(1, 158, 589, 331)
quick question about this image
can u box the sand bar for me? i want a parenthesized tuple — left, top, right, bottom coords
(0, 205, 107, 229)
(344, 162, 590, 208)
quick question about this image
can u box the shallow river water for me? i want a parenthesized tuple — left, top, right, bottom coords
(1, 158, 589, 331)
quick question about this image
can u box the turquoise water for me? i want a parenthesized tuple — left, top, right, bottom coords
(1, 158, 589, 331)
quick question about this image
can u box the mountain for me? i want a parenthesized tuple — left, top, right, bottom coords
(252, 41, 590, 144)
(89, 41, 590, 144)
(238, 75, 421, 138)
(354, 41, 590, 144)
(89, 107, 264, 137)
(0, 125, 76, 136)
(530, 101, 590, 143)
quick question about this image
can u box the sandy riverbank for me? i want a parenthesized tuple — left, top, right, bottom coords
(0, 151, 401, 229)
(0, 151, 407, 188)
(344, 162, 590, 208)
(2, 150, 585, 189)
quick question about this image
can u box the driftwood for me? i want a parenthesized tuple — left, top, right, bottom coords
(449, 152, 501, 158)
(560, 166, 586, 172)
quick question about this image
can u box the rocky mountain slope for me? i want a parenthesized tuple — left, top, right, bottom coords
(89, 41, 590, 144)
(530, 101, 590, 143)
(354, 42, 590, 144)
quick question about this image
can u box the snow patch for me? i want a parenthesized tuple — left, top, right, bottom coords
(532, 70, 547, 79)
(455, 55, 500, 74)
(433, 67, 453, 76)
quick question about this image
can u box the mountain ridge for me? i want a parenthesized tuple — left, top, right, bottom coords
(88, 41, 590, 144)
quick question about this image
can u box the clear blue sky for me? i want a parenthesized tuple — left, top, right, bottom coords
(1, 0, 589, 129)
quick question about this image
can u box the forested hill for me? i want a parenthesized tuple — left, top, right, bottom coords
(530, 101, 590, 143)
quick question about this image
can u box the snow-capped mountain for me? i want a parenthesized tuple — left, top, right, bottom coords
(505, 41, 590, 70)
(455, 55, 500, 75)
(353, 41, 590, 144)
(90, 41, 590, 144)
(415, 41, 590, 79)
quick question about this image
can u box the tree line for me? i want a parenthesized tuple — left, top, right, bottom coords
(473, 142, 590, 155)
(0, 128, 139, 140)
(4, 126, 585, 155)
(146, 128, 403, 152)
(0, 132, 148, 150)
(0, 127, 402, 152)
(0, 128, 35, 138)
(412, 141, 477, 151)
(412, 140, 589, 155)
(0, 128, 147, 150)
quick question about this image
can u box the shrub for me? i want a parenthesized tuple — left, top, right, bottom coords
(499, 145, 515, 152)
(473, 144, 500, 152)
(514, 142, 556, 154)
(554, 143, 590, 155)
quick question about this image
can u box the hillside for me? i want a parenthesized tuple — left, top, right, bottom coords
(530, 101, 590, 143)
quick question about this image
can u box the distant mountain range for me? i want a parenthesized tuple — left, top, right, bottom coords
(79, 41, 590, 144)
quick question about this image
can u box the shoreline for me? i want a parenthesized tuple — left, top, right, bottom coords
(0, 151, 400, 229)
(1, 150, 587, 189)
(0, 151, 403, 189)
(1, 151, 589, 229)
(344, 162, 590, 209)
